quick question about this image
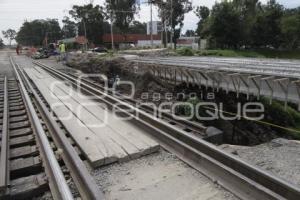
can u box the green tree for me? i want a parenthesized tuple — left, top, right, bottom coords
(232, 0, 261, 46)
(62, 17, 77, 38)
(185, 29, 195, 37)
(251, 0, 284, 48)
(280, 8, 300, 49)
(194, 6, 210, 38)
(155, 0, 192, 48)
(16, 19, 62, 46)
(106, 0, 138, 34)
(2, 29, 16, 46)
(69, 4, 109, 44)
(209, 2, 243, 48)
(0, 38, 4, 48)
(128, 21, 147, 34)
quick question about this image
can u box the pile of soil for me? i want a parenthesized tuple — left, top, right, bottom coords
(220, 138, 300, 188)
(67, 53, 172, 101)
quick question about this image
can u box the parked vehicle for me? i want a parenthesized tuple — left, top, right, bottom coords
(92, 47, 108, 53)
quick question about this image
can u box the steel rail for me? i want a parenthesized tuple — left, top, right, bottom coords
(10, 57, 74, 200)
(0, 77, 9, 193)
(33, 61, 300, 200)
(15, 62, 104, 200)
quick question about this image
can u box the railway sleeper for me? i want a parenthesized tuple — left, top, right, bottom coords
(10, 128, 32, 138)
(10, 156, 42, 179)
(0, 173, 48, 200)
(9, 120, 30, 130)
(9, 110, 26, 118)
(9, 135, 35, 148)
(8, 96, 22, 101)
(0, 115, 28, 125)
(10, 145, 39, 159)
(0, 128, 33, 139)
(9, 105, 25, 112)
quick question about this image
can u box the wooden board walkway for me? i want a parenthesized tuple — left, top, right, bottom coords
(24, 66, 159, 167)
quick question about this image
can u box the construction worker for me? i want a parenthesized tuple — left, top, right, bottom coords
(59, 42, 66, 61)
(16, 44, 20, 55)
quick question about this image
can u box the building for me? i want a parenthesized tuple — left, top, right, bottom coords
(58, 36, 88, 45)
(103, 34, 161, 49)
(147, 21, 163, 35)
(177, 36, 200, 50)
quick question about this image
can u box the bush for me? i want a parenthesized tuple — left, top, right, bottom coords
(176, 47, 194, 56)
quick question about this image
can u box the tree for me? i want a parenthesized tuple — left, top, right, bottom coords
(69, 4, 109, 44)
(185, 30, 195, 37)
(209, 2, 243, 48)
(105, 0, 138, 34)
(2, 29, 16, 46)
(251, 0, 284, 48)
(232, 0, 261, 46)
(128, 21, 147, 34)
(16, 19, 62, 46)
(62, 17, 77, 38)
(0, 38, 4, 48)
(195, 6, 210, 19)
(195, 6, 210, 38)
(155, 0, 192, 48)
(280, 10, 300, 49)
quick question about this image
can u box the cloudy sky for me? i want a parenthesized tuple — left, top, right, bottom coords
(0, 0, 299, 44)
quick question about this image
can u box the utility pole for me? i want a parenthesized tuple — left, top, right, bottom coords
(110, 0, 115, 50)
(170, 0, 173, 49)
(150, 0, 153, 48)
(83, 18, 87, 51)
(45, 32, 48, 47)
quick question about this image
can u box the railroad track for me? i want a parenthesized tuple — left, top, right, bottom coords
(0, 57, 104, 199)
(43, 63, 220, 142)
(32, 60, 300, 200)
(0, 76, 52, 199)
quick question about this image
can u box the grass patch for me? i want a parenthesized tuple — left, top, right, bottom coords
(196, 49, 264, 58)
(176, 47, 194, 56)
(260, 97, 300, 139)
(175, 48, 300, 59)
(255, 49, 300, 59)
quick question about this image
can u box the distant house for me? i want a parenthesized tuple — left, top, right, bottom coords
(58, 36, 88, 45)
(177, 36, 200, 50)
(102, 34, 161, 49)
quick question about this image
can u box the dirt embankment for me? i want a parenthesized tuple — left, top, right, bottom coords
(66, 53, 171, 100)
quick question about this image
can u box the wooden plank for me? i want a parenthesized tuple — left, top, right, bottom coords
(25, 69, 117, 166)
(10, 128, 32, 138)
(10, 145, 38, 159)
(34, 66, 159, 152)
(25, 67, 159, 167)
(33, 67, 159, 157)
(53, 81, 160, 156)
(10, 135, 35, 148)
(10, 157, 42, 179)
(8, 173, 48, 200)
(31, 71, 132, 163)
